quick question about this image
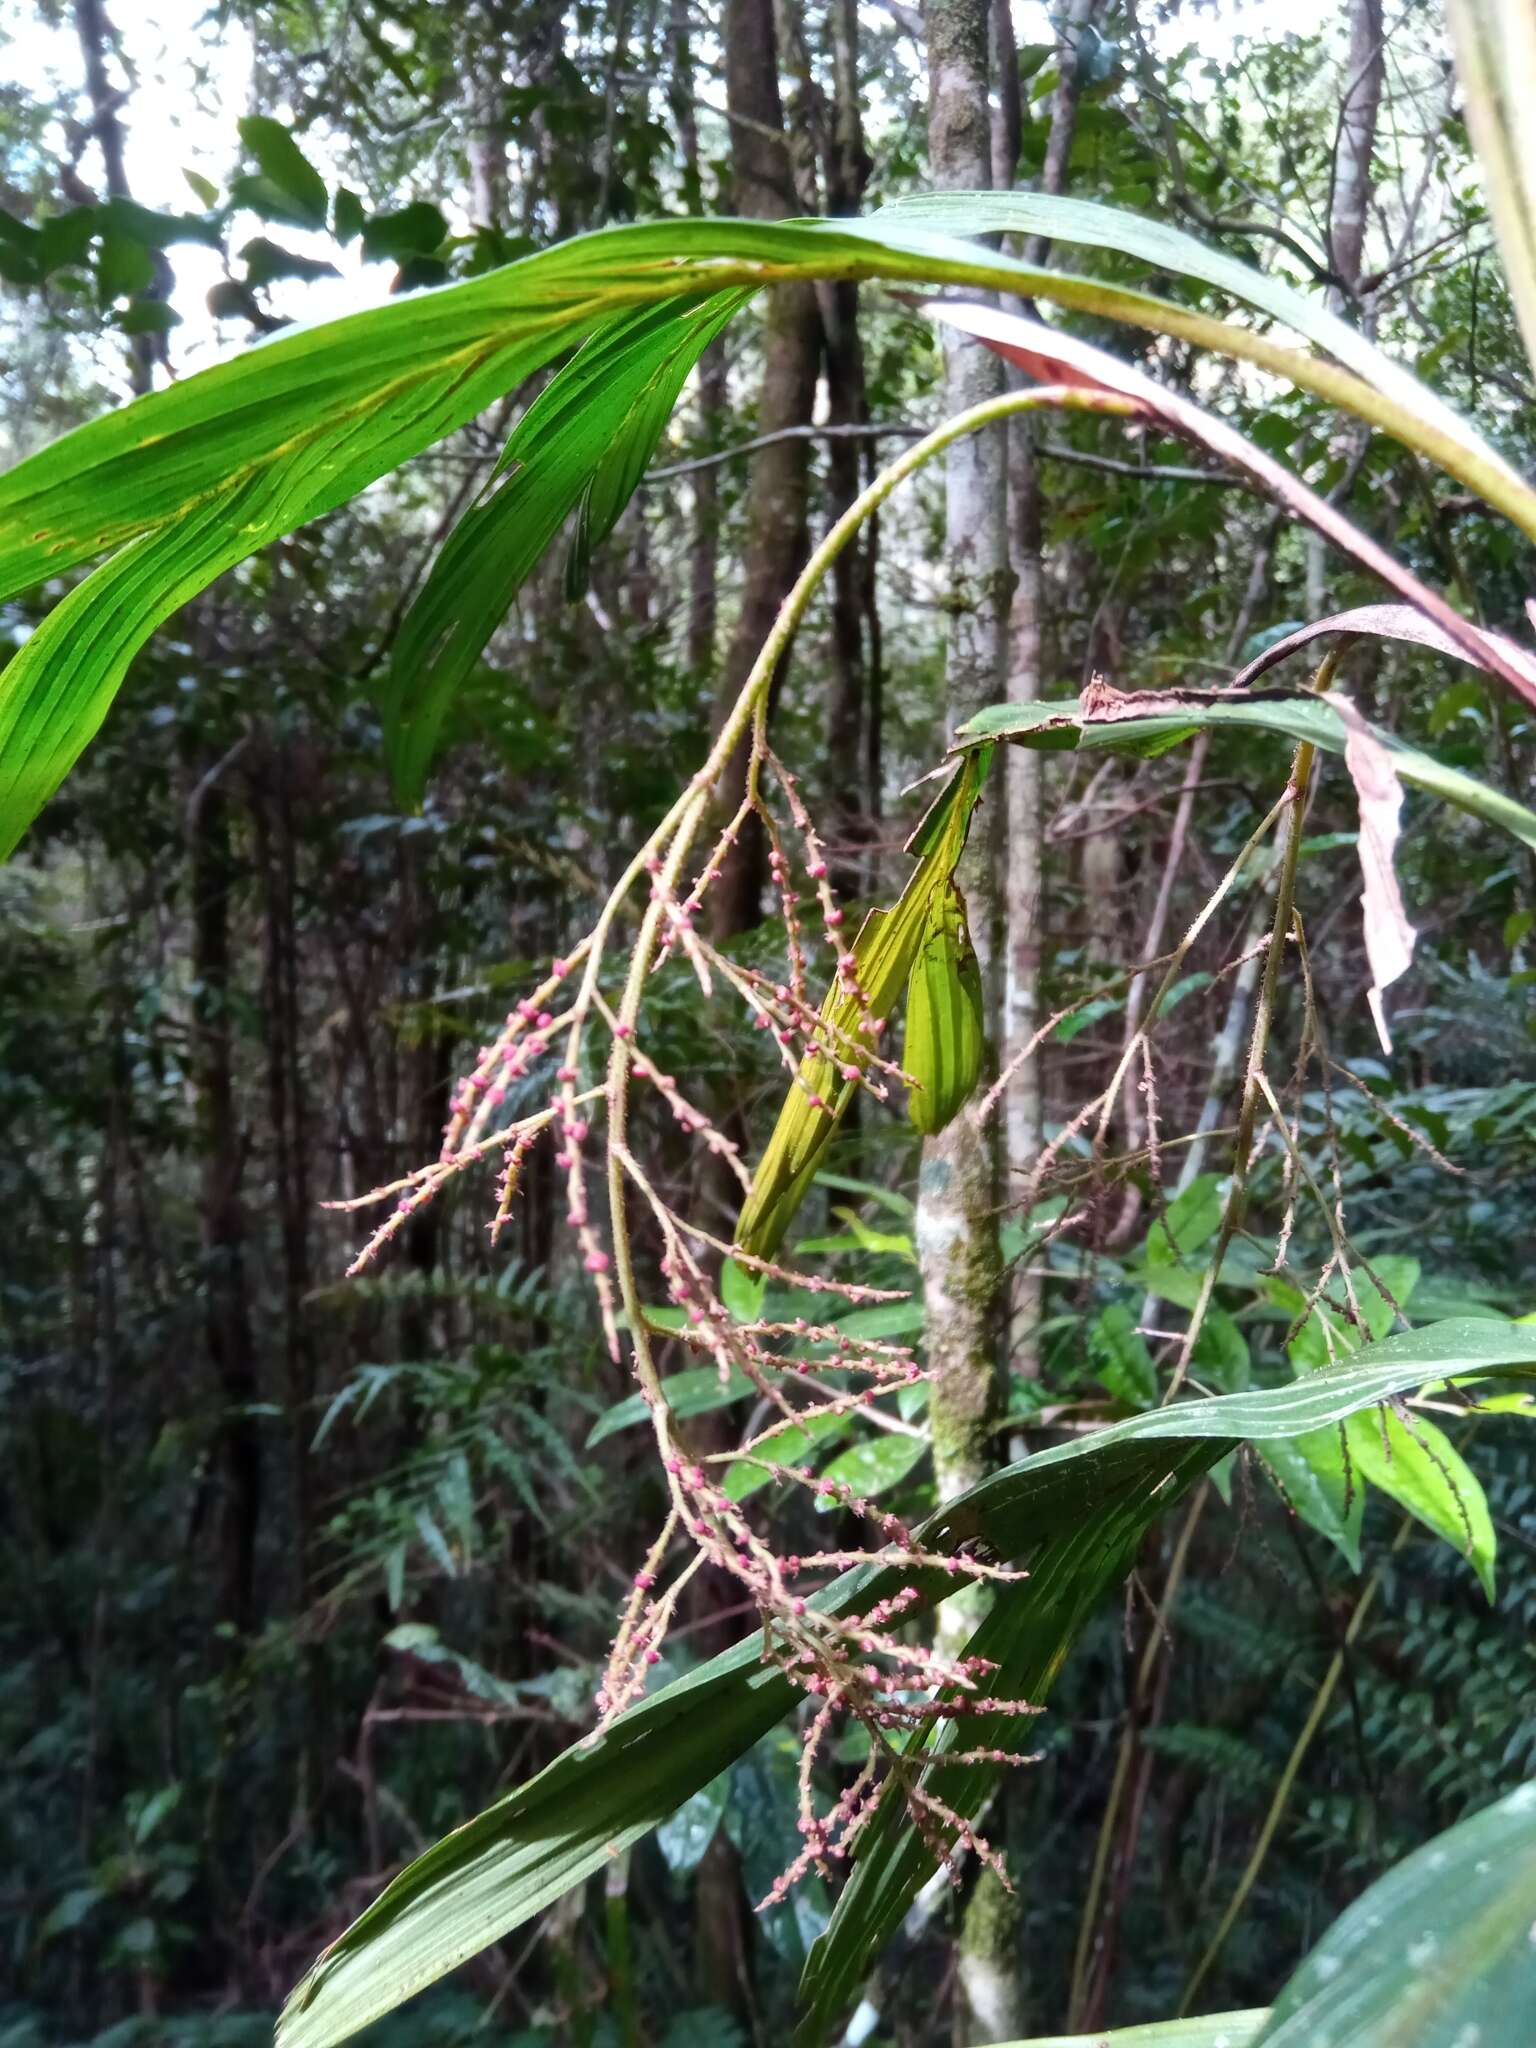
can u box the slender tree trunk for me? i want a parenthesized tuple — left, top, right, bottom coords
(671, 7, 726, 679)
(253, 755, 316, 1610)
(708, 0, 822, 941)
(918, 0, 1006, 1514)
(188, 755, 261, 1636)
(467, 9, 509, 229)
(1307, 0, 1383, 615)
(1002, 0, 1101, 1376)
(72, 0, 169, 393)
(1330, 0, 1385, 293)
(598, 0, 633, 224)
(919, 5, 1012, 2032)
(821, 0, 874, 895)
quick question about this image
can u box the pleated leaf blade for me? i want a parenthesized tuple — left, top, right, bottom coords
(276, 1320, 1536, 2048)
(958, 689, 1536, 856)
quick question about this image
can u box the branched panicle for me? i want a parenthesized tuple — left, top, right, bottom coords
(322, 714, 1037, 1891)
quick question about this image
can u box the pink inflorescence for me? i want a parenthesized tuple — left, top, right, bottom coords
(323, 751, 1042, 1909)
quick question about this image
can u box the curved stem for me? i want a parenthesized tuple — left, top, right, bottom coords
(598, 383, 1144, 1471)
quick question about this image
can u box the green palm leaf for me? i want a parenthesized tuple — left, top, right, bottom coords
(276, 1320, 1536, 2048)
(6, 208, 1534, 858)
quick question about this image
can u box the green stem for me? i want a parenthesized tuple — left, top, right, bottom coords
(601, 384, 1143, 1463)
(1067, 1483, 1209, 2026)
(1176, 1519, 1410, 2015)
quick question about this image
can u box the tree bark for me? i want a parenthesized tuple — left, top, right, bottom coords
(188, 754, 261, 1637)
(467, 15, 509, 229)
(707, 0, 822, 941)
(918, 14, 1020, 2037)
(1330, 0, 1385, 295)
(72, 0, 169, 393)
(918, 0, 1006, 1553)
(670, 6, 727, 680)
(1307, 0, 1384, 615)
(1001, 0, 1102, 1375)
(816, 0, 874, 893)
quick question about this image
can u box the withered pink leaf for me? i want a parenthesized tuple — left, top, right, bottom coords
(921, 301, 1536, 714)
(1230, 603, 1536, 695)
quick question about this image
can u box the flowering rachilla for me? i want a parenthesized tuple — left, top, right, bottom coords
(323, 400, 1087, 1903)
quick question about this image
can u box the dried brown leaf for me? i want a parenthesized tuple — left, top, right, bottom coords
(1331, 696, 1417, 1053)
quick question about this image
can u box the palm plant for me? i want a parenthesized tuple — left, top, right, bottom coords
(3, 3, 1534, 2042)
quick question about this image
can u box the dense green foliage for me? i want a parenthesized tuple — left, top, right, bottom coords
(3, 2, 1535, 2044)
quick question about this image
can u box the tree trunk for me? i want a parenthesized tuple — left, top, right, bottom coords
(1330, 0, 1385, 294)
(72, 0, 169, 393)
(467, 23, 508, 228)
(821, 0, 875, 895)
(918, 0, 1006, 1526)
(1001, 0, 1102, 1377)
(1307, 0, 1383, 615)
(918, 13, 1013, 2035)
(188, 754, 261, 1637)
(708, 0, 822, 941)
(672, 4, 726, 679)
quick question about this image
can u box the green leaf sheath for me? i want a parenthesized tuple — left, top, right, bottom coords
(903, 879, 985, 1135)
(734, 746, 991, 1259)
(277, 1321, 1536, 2048)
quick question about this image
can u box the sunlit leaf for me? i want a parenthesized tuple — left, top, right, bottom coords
(1145, 1174, 1227, 1267)
(723, 1409, 851, 1503)
(1253, 1782, 1536, 2046)
(1256, 1429, 1364, 1571)
(8, 204, 1536, 855)
(813, 1432, 926, 1508)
